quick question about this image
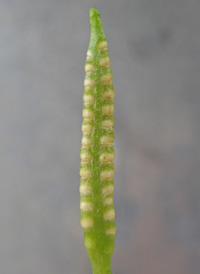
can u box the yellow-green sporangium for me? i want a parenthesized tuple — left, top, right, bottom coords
(80, 7, 116, 274)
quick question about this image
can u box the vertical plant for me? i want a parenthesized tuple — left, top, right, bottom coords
(80, 7, 116, 274)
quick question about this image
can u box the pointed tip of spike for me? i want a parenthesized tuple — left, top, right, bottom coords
(89, 7, 106, 41)
(89, 7, 100, 19)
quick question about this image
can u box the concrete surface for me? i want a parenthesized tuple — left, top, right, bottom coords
(1, 0, 200, 273)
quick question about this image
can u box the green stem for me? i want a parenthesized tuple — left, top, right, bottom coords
(80, 7, 116, 274)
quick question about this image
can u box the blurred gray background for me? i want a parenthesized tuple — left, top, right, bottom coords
(1, 0, 200, 273)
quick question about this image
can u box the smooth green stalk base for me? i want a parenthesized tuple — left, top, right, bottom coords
(90, 253, 112, 274)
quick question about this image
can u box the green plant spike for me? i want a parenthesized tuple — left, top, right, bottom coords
(80, 7, 116, 274)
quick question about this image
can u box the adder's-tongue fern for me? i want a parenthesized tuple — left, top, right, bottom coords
(80, 7, 116, 274)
